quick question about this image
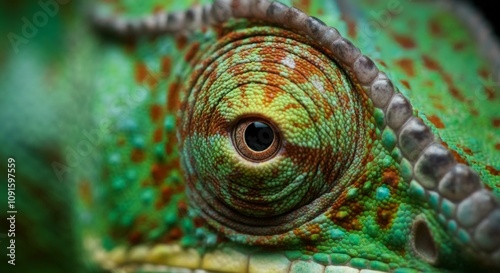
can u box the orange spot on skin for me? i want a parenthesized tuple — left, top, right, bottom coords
(152, 5, 164, 13)
(78, 180, 92, 206)
(495, 143, 500, 151)
(155, 185, 183, 209)
(163, 227, 183, 241)
(161, 56, 172, 76)
(433, 103, 445, 110)
(151, 163, 168, 184)
(128, 231, 143, 246)
(486, 165, 500, 176)
(392, 33, 416, 49)
(423, 80, 434, 87)
(485, 86, 496, 100)
(453, 41, 466, 51)
(478, 67, 490, 79)
(377, 59, 388, 68)
(449, 86, 466, 102)
(167, 81, 181, 111)
(135, 62, 148, 84)
(441, 141, 468, 165)
(342, 15, 357, 38)
(395, 58, 415, 77)
(383, 170, 399, 188)
(493, 118, 500, 128)
(131, 148, 146, 163)
(330, 202, 364, 231)
(429, 18, 442, 36)
(175, 35, 188, 50)
(185, 42, 200, 63)
(178, 200, 188, 216)
(153, 127, 163, 143)
(164, 132, 177, 155)
(117, 136, 126, 146)
(193, 217, 206, 228)
(400, 80, 411, 90)
(377, 203, 399, 229)
(422, 55, 467, 102)
(459, 145, 473, 156)
(147, 75, 158, 90)
(150, 104, 162, 122)
(428, 115, 445, 129)
(422, 55, 440, 71)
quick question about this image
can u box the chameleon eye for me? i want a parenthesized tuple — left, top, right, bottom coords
(232, 118, 280, 161)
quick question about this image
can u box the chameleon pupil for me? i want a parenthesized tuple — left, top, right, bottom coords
(245, 122, 274, 151)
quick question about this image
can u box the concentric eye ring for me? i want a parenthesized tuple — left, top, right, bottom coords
(232, 118, 281, 162)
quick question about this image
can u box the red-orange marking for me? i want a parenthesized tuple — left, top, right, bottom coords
(493, 118, 500, 128)
(395, 58, 415, 77)
(428, 115, 445, 129)
(153, 128, 163, 143)
(131, 148, 146, 163)
(400, 80, 411, 90)
(135, 62, 148, 84)
(429, 18, 442, 36)
(150, 104, 162, 122)
(486, 165, 500, 176)
(392, 33, 416, 49)
(161, 56, 172, 76)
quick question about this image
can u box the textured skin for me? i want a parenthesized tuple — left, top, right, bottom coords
(1, 0, 500, 273)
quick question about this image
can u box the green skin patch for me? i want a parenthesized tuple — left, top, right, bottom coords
(1, 0, 499, 273)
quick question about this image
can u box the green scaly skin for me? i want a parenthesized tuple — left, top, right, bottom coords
(1, 0, 499, 273)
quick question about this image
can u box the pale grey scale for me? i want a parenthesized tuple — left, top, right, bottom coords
(230, 0, 253, 18)
(251, 0, 272, 20)
(397, 117, 434, 162)
(414, 144, 456, 190)
(211, 0, 232, 23)
(90, 5, 213, 37)
(368, 77, 394, 109)
(109, 18, 128, 35)
(284, 7, 309, 32)
(385, 93, 413, 130)
(329, 38, 361, 66)
(266, 1, 289, 24)
(438, 164, 482, 201)
(317, 27, 341, 47)
(474, 209, 500, 252)
(165, 12, 186, 33)
(352, 55, 378, 84)
(202, 5, 212, 25)
(184, 6, 203, 31)
(456, 190, 496, 228)
(304, 16, 327, 40)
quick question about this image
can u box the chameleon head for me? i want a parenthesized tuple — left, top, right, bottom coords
(87, 0, 500, 272)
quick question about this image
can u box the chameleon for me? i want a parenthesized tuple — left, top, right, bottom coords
(1, 0, 500, 272)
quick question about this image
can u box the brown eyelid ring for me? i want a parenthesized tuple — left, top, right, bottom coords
(232, 118, 282, 162)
